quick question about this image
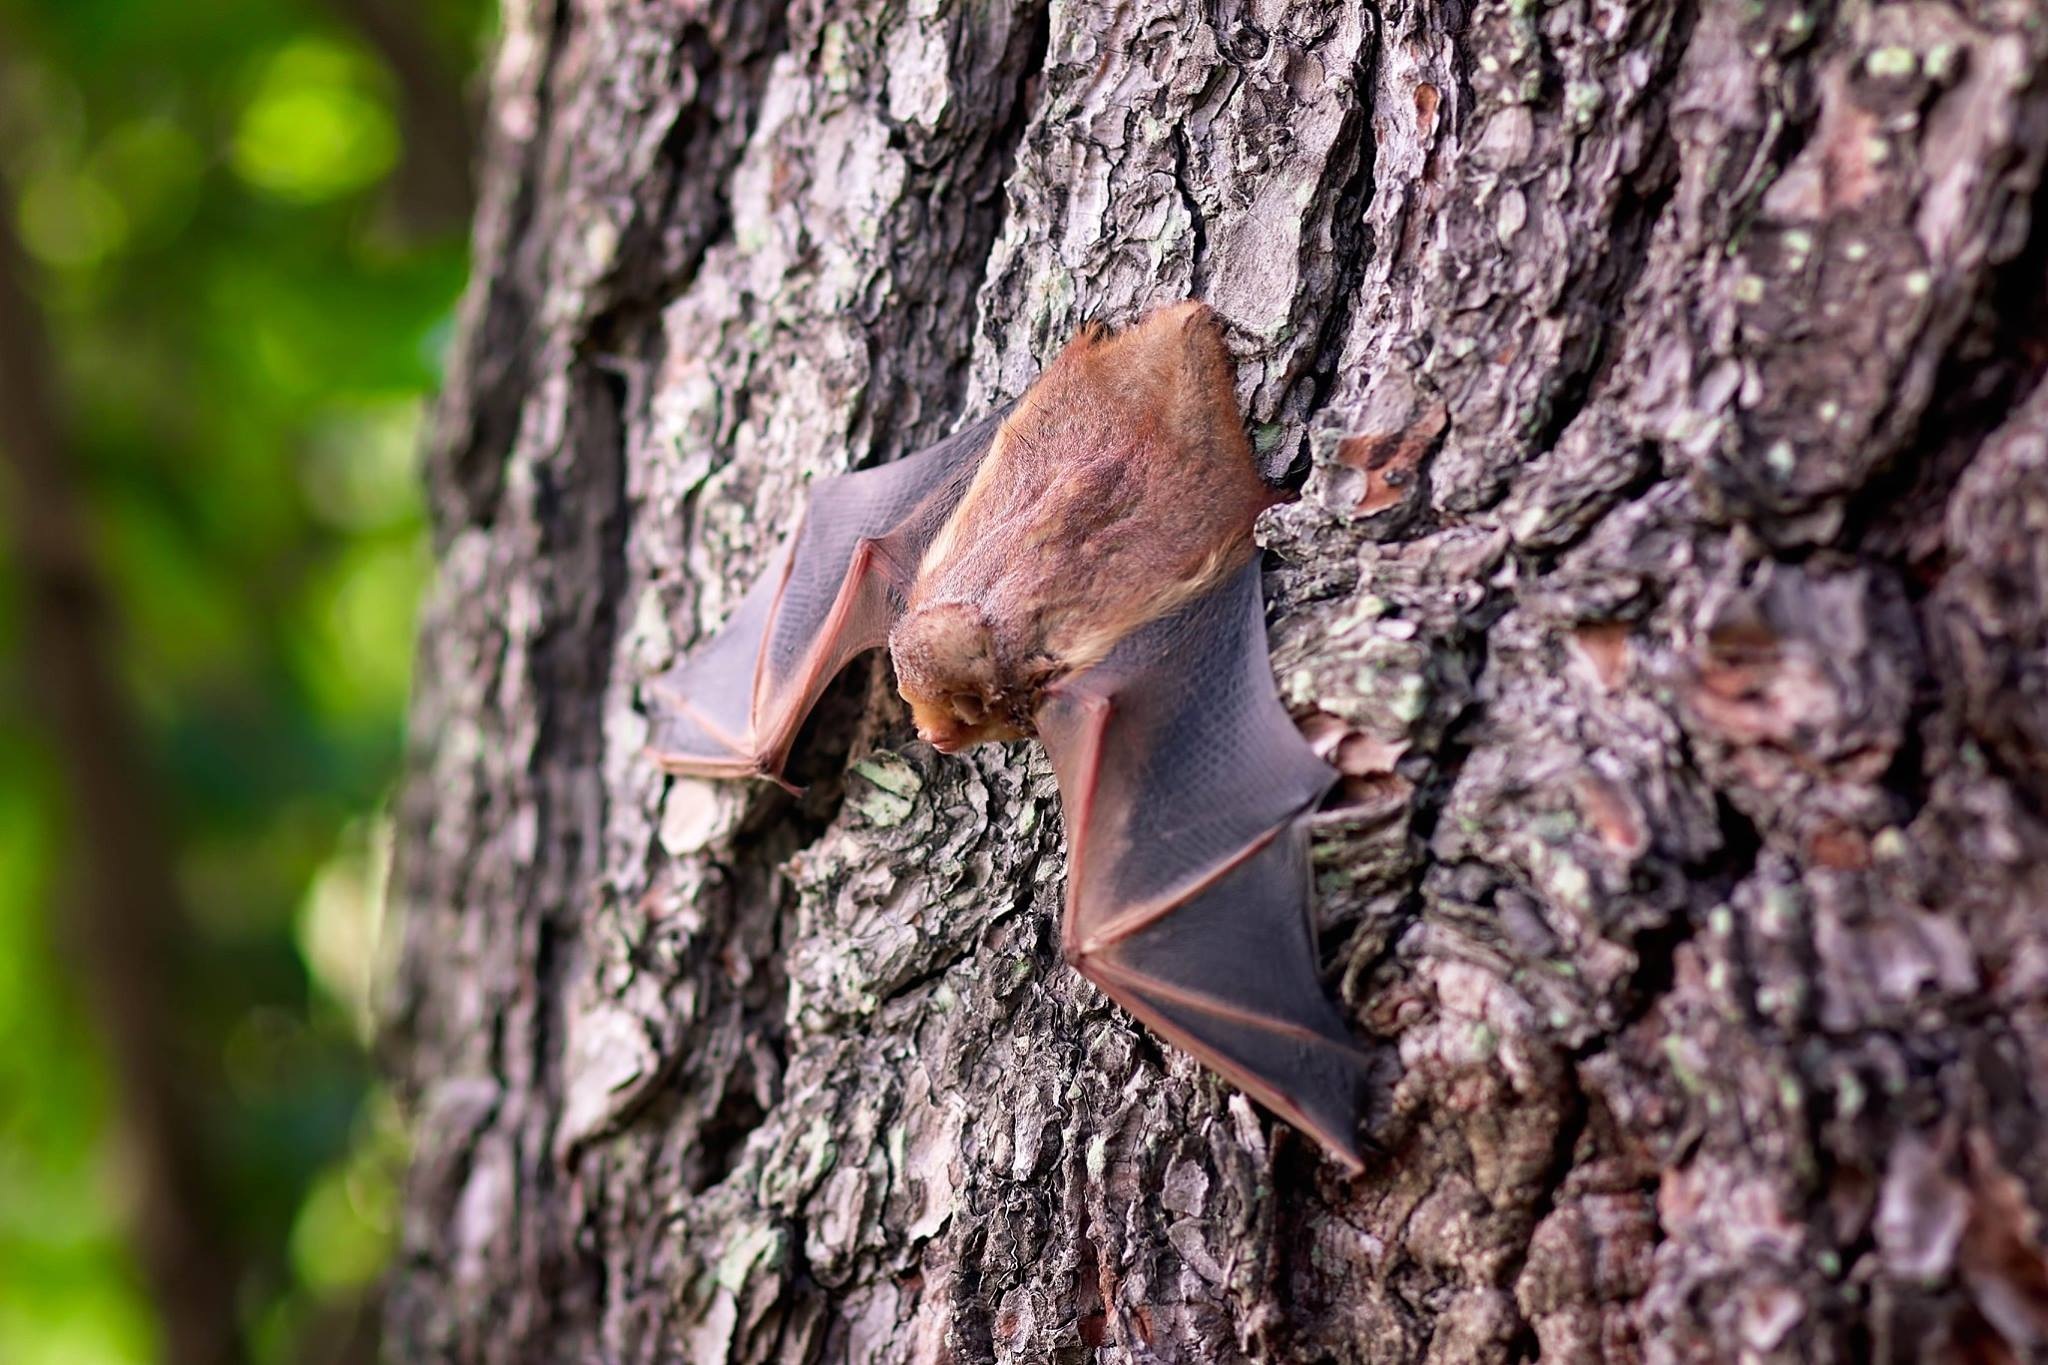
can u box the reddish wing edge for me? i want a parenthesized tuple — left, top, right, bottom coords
(644, 410, 1005, 784)
(1038, 559, 1369, 1172)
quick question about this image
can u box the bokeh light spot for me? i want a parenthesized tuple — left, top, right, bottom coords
(299, 401, 425, 533)
(296, 819, 391, 1043)
(231, 41, 398, 204)
(17, 167, 128, 269)
(94, 117, 203, 248)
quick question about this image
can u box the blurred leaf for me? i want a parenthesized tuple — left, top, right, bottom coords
(297, 818, 392, 1043)
(93, 116, 203, 248)
(297, 536, 428, 724)
(287, 1093, 403, 1293)
(17, 161, 126, 268)
(299, 400, 425, 532)
(232, 40, 399, 204)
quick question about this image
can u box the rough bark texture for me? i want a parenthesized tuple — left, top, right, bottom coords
(385, 0, 2048, 1360)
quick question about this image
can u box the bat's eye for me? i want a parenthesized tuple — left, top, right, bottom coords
(950, 692, 989, 725)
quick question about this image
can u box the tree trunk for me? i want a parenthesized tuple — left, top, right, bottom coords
(384, 0, 2048, 1360)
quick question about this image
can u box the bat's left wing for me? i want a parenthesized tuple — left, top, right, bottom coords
(648, 410, 1004, 783)
(1037, 557, 1368, 1170)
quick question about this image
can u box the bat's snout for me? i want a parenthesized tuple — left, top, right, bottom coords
(913, 711, 1022, 755)
(917, 725, 961, 753)
(903, 681, 1003, 754)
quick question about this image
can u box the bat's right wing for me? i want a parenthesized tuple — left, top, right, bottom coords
(1036, 558, 1368, 1170)
(648, 410, 1004, 784)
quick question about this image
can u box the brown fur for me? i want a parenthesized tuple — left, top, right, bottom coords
(889, 301, 1275, 751)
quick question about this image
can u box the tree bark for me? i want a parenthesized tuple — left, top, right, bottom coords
(385, 0, 2048, 1360)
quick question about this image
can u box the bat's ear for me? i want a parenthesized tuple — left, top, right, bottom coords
(1153, 298, 1220, 333)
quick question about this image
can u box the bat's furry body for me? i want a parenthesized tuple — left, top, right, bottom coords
(649, 302, 1369, 1169)
(894, 303, 1278, 751)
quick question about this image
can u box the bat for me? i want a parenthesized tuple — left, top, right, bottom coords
(647, 301, 1369, 1170)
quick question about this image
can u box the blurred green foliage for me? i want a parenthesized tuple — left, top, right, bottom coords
(0, 0, 491, 1359)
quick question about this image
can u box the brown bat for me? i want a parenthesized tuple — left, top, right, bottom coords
(647, 301, 1368, 1169)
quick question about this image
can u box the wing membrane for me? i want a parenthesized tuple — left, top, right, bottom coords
(647, 410, 1003, 781)
(1038, 559, 1366, 1169)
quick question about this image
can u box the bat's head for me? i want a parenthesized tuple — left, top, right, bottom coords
(888, 600, 1030, 753)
